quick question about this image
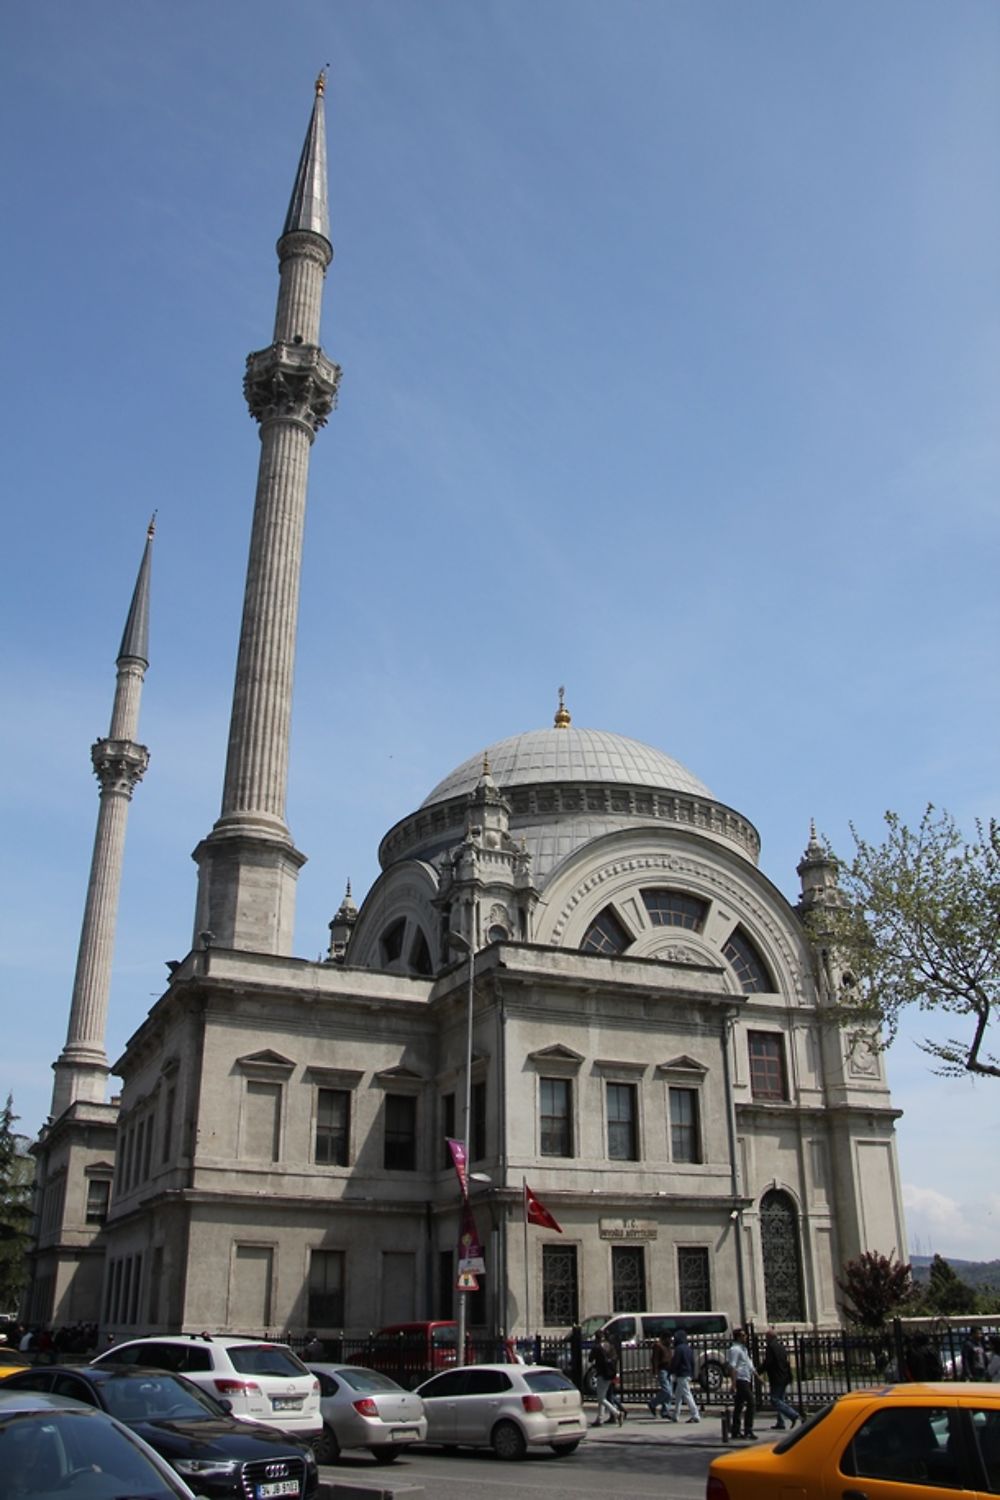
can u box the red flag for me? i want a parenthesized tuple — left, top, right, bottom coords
(524, 1183, 562, 1233)
(446, 1137, 469, 1199)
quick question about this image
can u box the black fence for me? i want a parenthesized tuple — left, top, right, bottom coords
(292, 1319, 1000, 1413)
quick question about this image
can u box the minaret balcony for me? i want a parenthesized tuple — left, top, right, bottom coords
(244, 341, 342, 431)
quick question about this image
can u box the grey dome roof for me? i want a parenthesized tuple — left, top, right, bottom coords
(421, 727, 712, 807)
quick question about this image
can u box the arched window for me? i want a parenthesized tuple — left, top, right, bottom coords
(581, 905, 631, 955)
(409, 927, 433, 977)
(723, 926, 773, 993)
(760, 1189, 804, 1322)
(641, 889, 708, 931)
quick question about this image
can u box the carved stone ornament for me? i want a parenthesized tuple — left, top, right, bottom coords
(244, 342, 342, 431)
(91, 738, 150, 798)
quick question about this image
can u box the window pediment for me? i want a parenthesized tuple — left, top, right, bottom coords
(593, 1059, 647, 1080)
(656, 1055, 708, 1079)
(304, 1067, 364, 1090)
(374, 1065, 425, 1091)
(236, 1050, 296, 1079)
(527, 1044, 584, 1075)
(84, 1161, 115, 1178)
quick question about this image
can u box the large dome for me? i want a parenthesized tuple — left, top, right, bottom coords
(422, 726, 712, 807)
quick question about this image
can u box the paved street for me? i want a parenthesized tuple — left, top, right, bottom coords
(317, 1405, 767, 1499)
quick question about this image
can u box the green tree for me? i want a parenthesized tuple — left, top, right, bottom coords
(823, 807, 1000, 1078)
(838, 1249, 915, 1329)
(916, 1254, 978, 1317)
(0, 1095, 33, 1312)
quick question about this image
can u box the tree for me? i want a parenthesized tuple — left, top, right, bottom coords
(823, 807, 1000, 1079)
(0, 1095, 33, 1312)
(914, 1254, 978, 1317)
(838, 1249, 915, 1328)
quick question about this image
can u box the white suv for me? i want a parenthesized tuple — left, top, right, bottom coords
(91, 1335, 321, 1438)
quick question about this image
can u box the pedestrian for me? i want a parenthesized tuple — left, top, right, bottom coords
(668, 1329, 701, 1423)
(759, 1329, 801, 1430)
(727, 1327, 757, 1439)
(590, 1333, 624, 1427)
(647, 1334, 673, 1418)
(962, 1330, 987, 1381)
(987, 1337, 1000, 1382)
(303, 1331, 324, 1361)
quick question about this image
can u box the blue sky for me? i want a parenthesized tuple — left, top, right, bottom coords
(3, 1, 998, 1262)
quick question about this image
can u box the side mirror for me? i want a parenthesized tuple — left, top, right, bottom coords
(217, 1398, 233, 1413)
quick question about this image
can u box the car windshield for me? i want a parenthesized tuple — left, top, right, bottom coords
(102, 1374, 223, 1422)
(523, 1370, 575, 1393)
(339, 1368, 406, 1394)
(0, 1408, 190, 1496)
(431, 1328, 458, 1348)
(772, 1403, 835, 1453)
(227, 1344, 308, 1378)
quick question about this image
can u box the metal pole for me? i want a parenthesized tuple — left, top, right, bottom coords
(456, 938, 474, 1364)
(721, 1008, 748, 1328)
(522, 1175, 530, 1336)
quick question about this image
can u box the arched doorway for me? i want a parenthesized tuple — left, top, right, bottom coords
(760, 1189, 804, 1322)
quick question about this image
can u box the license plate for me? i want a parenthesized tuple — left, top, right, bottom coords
(391, 1427, 415, 1440)
(272, 1397, 302, 1411)
(256, 1484, 300, 1499)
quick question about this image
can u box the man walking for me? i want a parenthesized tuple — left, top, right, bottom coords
(727, 1327, 757, 1439)
(760, 1329, 801, 1430)
(647, 1334, 673, 1418)
(669, 1329, 701, 1423)
(590, 1333, 624, 1427)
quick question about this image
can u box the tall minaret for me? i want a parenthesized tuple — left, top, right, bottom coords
(193, 76, 341, 954)
(50, 521, 154, 1119)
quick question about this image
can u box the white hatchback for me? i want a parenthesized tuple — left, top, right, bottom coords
(91, 1335, 321, 1438)
(415, 1363, 586, 1460)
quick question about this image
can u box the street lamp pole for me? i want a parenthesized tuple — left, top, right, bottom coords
(449, 929, 475, 1365)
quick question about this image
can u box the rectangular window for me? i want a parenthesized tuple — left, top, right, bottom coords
(607, 1082, 638, 1161)
(471, 1080, 486, 1162)
(442, 1093, 455, 1168)
(308, 1248, 345, 1328)
(148, 1246, 163, 1325)
(669, 1087, 701, 1163)
(748, 1032, 787, 1101)
(128, 1254, 143, 1325)
(315, 1088, 350, 1166)
(438, 1249, 454, 1320)
(244, 1080, 281, 1161)
(232, 1244, 274, 1329)
(677, 1246, 712, 1311)
(161, 1087, 176, 1165)
(85, 1179, 111, 1226)
(381, 1251, 416, 1324)
(542, 1243, 579, 1326)
(384, 1093, 417, 1171)
(611, 1244, 645, 1311)
(540, 1078, 573, 1157)
(142, 1115, 154, 1181)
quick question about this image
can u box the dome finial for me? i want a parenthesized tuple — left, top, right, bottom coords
(315, 67, 328, 97)
(554, 685, 571, 729)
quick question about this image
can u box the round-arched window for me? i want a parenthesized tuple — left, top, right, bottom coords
(760, 1188, 804, 1323)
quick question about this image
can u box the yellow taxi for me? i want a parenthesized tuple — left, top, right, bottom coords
(707, 1382, 1000, 1499)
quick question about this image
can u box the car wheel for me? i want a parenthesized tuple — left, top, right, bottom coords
(369, 1447, 401, 1464)
(550, 1440, 580, 1456)
(701, 1360, 725, 1392)
(313, 1424, 341, 1464)
(491, 1419, 527, 1461)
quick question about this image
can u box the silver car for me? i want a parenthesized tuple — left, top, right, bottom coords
(415, 1363, 586, 1460)
(307, 1363, 427, 1464)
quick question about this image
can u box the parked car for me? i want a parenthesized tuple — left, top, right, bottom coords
(0, 1387, 199, 1498)
(3, 1363, 318, 1498)
(592, 1311, 730, 1395)
(362, 1321, 464, 1388)
(415, 1362, 586, 1459)
(91, 1333, 321, 1437)
(307, 1362, 427, 1463)
(706, 1380, 1000, 1498)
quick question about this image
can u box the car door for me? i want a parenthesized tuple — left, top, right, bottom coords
(454, 1369, 514, 1446)
(417, 1369, 467, 1444)
(825, 1401, 980, 1500)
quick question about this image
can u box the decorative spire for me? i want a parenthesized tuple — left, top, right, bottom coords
(117, 514, 155, 667)
(282, 72, 331, 245)
(554, 685, 571, 729)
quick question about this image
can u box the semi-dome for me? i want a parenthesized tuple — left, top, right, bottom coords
(422, 726, 712, 807)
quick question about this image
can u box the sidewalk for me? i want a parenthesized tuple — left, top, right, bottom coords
(585, 1403, 769, 1448)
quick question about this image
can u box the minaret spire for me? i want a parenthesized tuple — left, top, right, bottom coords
(193, 81, 341, 953)
(50, 523, 153, 1119)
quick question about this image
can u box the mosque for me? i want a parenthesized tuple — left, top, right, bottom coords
(26, 79, 906, 1341)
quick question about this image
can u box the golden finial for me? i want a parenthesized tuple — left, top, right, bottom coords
(315, 68, 328, 97)
(482, 751, 491, 776)
(554, 685, 571, 729)
(147, 511, 157, 539)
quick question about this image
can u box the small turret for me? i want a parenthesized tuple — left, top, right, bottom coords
(326, 879, 358, 963)
(796, 820, 841, 915)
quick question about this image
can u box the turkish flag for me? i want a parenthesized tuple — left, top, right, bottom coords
(524, 1183, 562, 1233)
